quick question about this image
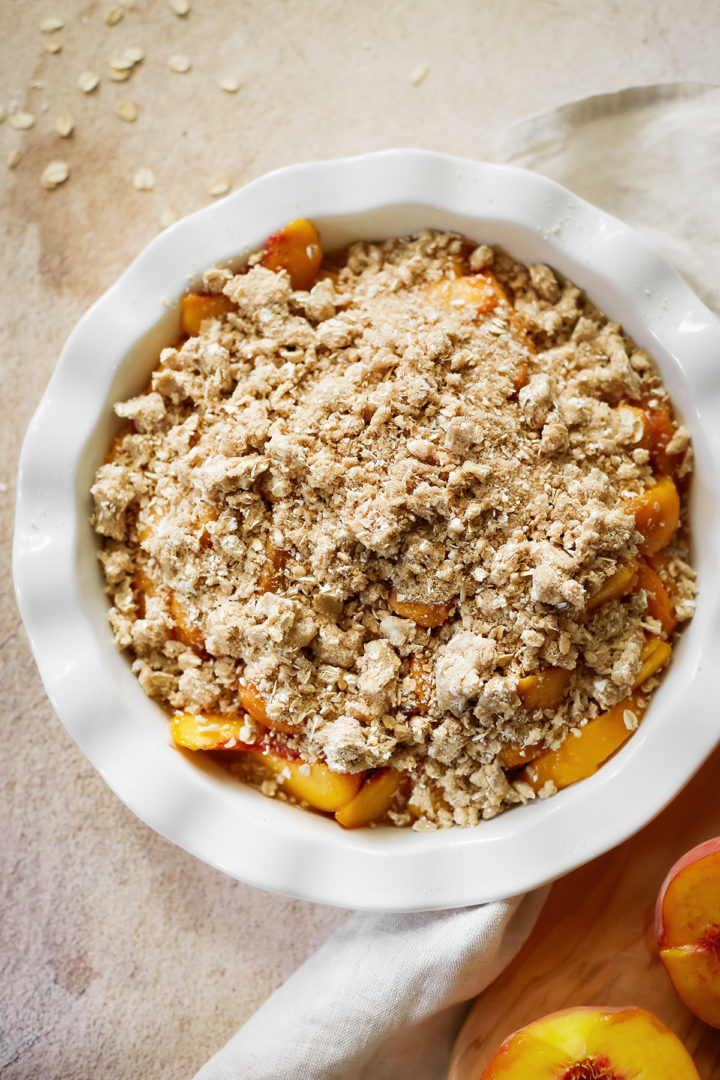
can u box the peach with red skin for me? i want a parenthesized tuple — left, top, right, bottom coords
(655, 837, 720, 1028)
(451, 1005, 700, 1080)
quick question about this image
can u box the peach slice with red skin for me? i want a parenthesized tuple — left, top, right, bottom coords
(469, 1005, 700, 1080)
(261, 218, 323, 291)
(171, 712, 361, 812)
(655, 837, 720, 1028)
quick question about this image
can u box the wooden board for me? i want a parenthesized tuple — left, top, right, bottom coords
(449, 745, 720, 1079)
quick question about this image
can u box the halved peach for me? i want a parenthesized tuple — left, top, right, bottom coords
(388, 587, 454, 628)
(171, 711, 253, 751)
(467, 1005, 700, 1079)
(633, 636, 671, 689)
(586, 561, 639, 614)
(624, 477, 680, 556)
(656, 837, 720, 1028)
(261, 218, 323, 291)
(334, 768, 402, 829)
(516, 667, 571, 711)
(248, 748, 362, 812)
(180, 293, 236, 337)
(635, 558, 676, 635)
(520, 691, 647, 793)
(423, 271, 508, 315)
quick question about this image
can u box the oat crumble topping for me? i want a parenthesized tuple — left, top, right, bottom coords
(92, 227, 696, 829)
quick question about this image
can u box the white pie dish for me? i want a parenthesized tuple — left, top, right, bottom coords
(13, 150, 720, 911)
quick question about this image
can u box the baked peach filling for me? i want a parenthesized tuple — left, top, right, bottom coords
(93, 220, 695, 830)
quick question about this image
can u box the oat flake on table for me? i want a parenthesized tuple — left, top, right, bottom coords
(40, 16, 64, 33)
(133, 166, 155, 191)
(78, 71, 100, 93)
(41, 160, 70, 189)
(167, 54, 191, 73)
(116, 100, 140, 122)
(9, 112, 35, 130)
(208, 175, 231, 197)
(55, 114, 75, 137)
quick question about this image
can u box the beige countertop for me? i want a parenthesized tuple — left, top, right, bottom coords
(3, 2, 719, 1076)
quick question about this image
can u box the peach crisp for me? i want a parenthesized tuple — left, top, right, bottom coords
(91, 221, 696, 830)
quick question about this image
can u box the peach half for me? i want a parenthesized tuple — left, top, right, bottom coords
(471, 1006, 700, 1080)
(655, 837, 720, 1028)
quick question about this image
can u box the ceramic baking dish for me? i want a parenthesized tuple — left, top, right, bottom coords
(13, 150, 720, 910)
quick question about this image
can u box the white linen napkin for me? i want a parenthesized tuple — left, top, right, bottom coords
(496, 81, 720, 313)
(194, 891, 547, 1080)
(195, 81, 720, 1080)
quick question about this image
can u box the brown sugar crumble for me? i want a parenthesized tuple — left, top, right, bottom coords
(91, 224, 696, 830)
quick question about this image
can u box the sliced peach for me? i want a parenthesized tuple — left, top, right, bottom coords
(334, 768, 402, 829)
(624, 476, 680, 556)
(407, 655, 431, 714)
(516, 667, 571, 711)
(497, 741, 543, 770)
(133, 567, 160, 616)
(656, 838, 720, 1028)
(171, 711, 252, 751)
(512, 361, 529, 393)
(261, 218, 323, 291)
(423, 271, 508, 315)
(170, 591, 205, 651)
(256, 539, 287, 594)
(633, 635, 671, 689)
(635, 557, 676, 635)
(466, 1005, 700, 1080)
(248, 748, 362, 812)
(586, 561, 639, 613)
(617, 399, 683, 476)
(616, 403, 652, 446)
(180, 293, 235, 337)
(238, 681, 298, 735)
(137, 500, 216, 548)
(520, 691, 647, 793)
(388, 587, 454, 628)
(642, 399, 683, 476)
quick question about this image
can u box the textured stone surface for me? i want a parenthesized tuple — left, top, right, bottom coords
(2, 1, 718, 1076)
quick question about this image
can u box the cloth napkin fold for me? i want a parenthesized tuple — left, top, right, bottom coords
(195, 81, 720, 1080)
(194, 890, 547, 1080)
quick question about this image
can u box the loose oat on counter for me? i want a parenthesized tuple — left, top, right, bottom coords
(92, 222, 696, 830)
